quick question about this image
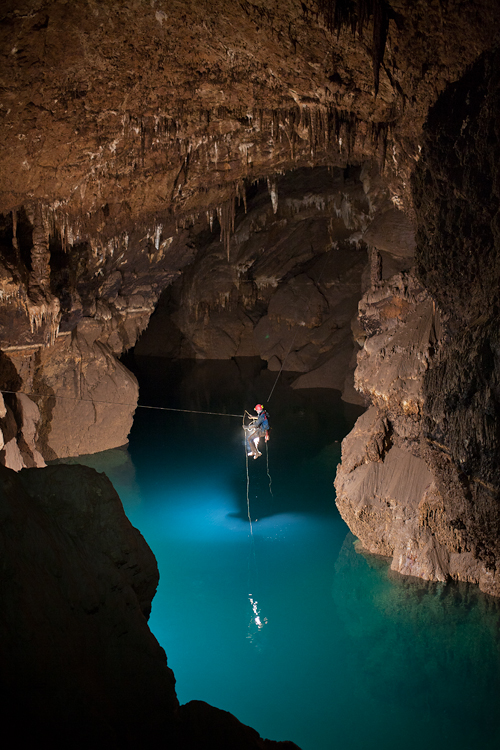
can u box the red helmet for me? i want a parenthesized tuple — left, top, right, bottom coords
(254, 404, 263, 412)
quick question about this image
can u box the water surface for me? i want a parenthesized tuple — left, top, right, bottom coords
(65, 357, 500, 750)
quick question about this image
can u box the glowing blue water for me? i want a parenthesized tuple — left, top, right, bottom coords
(67, 359, 500, 750)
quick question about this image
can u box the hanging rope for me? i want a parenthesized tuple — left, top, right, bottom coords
(265, 440, 273, 498)
(0, 389, 244, 419)
(242, 410, 254, 535)
(245, 449, 253, 536)
(265, 248, 332, 403)
(242, 408, 273, 531)
(266, 327, 300, 402)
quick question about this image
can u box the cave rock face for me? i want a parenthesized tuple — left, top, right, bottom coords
(0, 462, 178, 744)
(34, 329, 140, 459)
(135, 167, 372, 398)
(336, 46, 500, 596)
(335, 272, 459, 585)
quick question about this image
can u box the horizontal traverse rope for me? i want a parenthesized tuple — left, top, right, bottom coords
(0, 389, 244, 419)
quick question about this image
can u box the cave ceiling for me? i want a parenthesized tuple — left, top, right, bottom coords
(0, 0, 499, 352)
(1, 0, 499, 222)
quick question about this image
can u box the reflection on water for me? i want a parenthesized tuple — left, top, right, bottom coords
(57, 358, 500, 750)
(247, 595, 269, 646)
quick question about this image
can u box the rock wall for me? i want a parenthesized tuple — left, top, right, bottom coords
(335, 46, 500, 596)
(416, 46, 500, 595)
(0, 462, 300, 748)
(0, 462, 177, 745)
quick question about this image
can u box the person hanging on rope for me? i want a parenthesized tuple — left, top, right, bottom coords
(245, 403, 269, 459)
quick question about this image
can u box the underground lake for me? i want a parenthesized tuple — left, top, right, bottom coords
(61, 357, 500, 750)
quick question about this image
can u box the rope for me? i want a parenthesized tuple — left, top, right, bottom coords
(245, 449, 253, 536)
(0, 389, 243, 419)
(243, 410, 254, 535)
(266, 327, 300, 402)
(266, 248, 331, 403)
(265, 440, 273, 498)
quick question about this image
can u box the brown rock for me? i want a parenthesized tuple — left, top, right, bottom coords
(0, 462, 178, 745)
(32, 332, 139, 459)
(363, 208, 416, 259)
(1, 461, 302, 747)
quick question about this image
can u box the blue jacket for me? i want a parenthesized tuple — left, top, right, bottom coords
(255, 410, 269, 430)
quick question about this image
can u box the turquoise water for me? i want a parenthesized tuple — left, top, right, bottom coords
(66, 358, 500, 750)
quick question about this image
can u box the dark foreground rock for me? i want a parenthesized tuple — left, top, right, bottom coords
(0, 463, 300, 748)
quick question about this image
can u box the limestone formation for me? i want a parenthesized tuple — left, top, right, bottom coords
(336, 45, 500, 596)
(136, 167, 369, 399)
(334, 272, 454, 584)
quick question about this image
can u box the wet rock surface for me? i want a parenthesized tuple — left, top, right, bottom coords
(335, 272, 454, 584)
(336, 45, 500, 596)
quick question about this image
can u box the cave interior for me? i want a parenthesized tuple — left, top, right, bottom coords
(1, 0, 500, 746)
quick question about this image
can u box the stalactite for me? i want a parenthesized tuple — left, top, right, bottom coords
(30, 203, 51, 294)
(25, 296, 61, 345)
(267, 177, 278, 214)
(11, 209, 18, 253)
(236, 180, 248, 214)
(206, 208, 216, 232)
(14, 204, 63, 346)
(372, 121, 389, 170)
(318, 0, 391, 95)
(371, 1, 389, 95)
(217, 198, 235, 262)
